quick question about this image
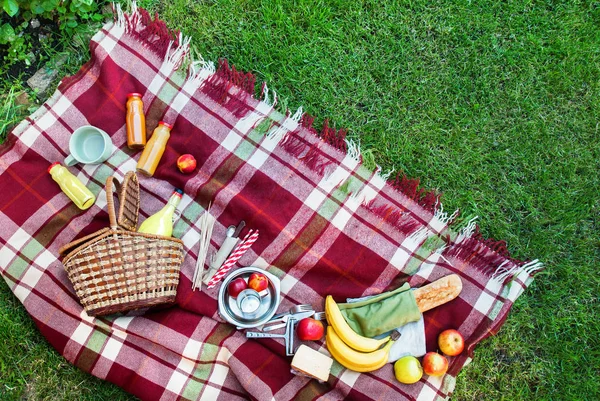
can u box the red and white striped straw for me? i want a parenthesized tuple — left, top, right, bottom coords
(206, 230, 259, 289)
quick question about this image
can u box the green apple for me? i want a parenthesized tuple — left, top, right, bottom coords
(394, 356, 423, 384)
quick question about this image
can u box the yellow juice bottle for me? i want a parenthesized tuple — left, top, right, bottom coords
(48, 163, 96, 210)
(138, 189, 183, 237)
(136, 121, 172, 176)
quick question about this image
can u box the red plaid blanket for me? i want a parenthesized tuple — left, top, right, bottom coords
(0, 4, 541, 400)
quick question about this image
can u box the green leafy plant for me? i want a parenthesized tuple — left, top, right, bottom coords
(3, 0, 19, 17)
(0, 21, 16, 43)
(1, 0, 106, 68)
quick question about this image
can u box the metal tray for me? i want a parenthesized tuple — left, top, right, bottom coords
(217, 267, 281, 329)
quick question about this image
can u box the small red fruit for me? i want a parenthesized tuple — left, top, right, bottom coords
(438, 329, 464, 356)
(227, 277, 247, 298)
(422, 352, 448, 377)
(177, 154, 197, 174)
(247, 272, 269, 292)
(296, 318, 324, 341)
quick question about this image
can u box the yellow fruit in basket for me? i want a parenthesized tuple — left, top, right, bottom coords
(325, 295, 390, 352)
(326, 326, 393, 373)
(394, 356, 423, 384)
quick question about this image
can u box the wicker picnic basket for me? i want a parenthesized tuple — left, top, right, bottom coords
(59, 172, 184, 316)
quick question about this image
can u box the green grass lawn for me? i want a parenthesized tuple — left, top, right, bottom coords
(1, 0, 599, 399)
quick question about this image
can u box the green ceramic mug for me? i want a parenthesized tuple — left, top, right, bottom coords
(65, 125, 113, 166)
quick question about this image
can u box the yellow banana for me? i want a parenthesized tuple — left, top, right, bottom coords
(325, 295, 390, 352)
(326, 326, 394, 372)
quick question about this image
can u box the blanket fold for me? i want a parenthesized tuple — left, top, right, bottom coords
(0, 3, 542, 401)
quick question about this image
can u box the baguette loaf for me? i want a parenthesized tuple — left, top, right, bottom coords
(413, 274, 462, 313)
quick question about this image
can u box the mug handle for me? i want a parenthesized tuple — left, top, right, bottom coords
(65, 154, 78, 166)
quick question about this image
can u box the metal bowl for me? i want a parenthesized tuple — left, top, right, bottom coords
(217, 267, 281, 328)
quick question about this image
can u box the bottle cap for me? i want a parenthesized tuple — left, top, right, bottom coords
(48, 162, 61, 173)
(173, 188, 183, 197)
(127, 93, 142, 98)
(159, 121, 173, 129)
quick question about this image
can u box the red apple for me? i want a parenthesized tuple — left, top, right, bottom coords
(422, 352, 448, 377)
(227, 277, 247, 298)
(296, 318, 324, 341)
(247, 272, 269, 292)
(177, 154, 197, 174)
(438, 329, 464, 356)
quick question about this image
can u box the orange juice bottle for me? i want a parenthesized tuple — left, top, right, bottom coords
(136, 121, 172, 176)
(48, 163, 95, 210)
(126, 93, 146, 149)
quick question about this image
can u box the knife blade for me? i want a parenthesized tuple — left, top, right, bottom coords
(233, 221, 246, 238)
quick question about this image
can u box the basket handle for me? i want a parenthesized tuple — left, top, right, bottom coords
(58, 227, 110, 258)
(104, 172, 140, 231)
(105, 175, 122, 230)
(59, 173, 139, 259)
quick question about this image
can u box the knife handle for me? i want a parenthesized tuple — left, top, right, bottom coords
(285, 318, 294, 356)
(268, 312, 289, 322)
(246, 331, 285, 339)
(263, 322, 287, 332)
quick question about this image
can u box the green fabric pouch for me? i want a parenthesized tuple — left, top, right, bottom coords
(337, 283, 422, 337)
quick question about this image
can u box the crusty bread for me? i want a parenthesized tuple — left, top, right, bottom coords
(413, 274, 463, 312)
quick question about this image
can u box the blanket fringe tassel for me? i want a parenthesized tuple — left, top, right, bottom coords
(442, 216, 543, 280)
(492, 259, 543, 285)
(115, 1, 180, 59)
(434, 201, 460, 227)
(266, 107, 303, 142)
(364, 200, 421, 236)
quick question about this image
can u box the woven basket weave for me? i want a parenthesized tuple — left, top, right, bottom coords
(59, 172, 184, 316)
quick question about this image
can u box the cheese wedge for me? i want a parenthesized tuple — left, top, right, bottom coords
(291, 345, 333, 382)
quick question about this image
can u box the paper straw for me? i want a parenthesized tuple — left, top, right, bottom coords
(206, 230, 259, 289)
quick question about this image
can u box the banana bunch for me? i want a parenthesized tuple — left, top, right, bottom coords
(325, 295, 398, 373)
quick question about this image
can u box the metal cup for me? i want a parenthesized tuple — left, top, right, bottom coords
(237, 289, 262, 316)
